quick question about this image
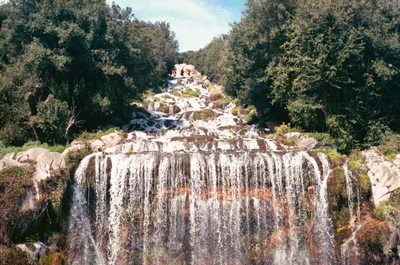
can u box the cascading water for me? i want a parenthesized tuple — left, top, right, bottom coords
(67, 75, 337, 264)
(69, 151, 334, 265)
(340, 161, 361, 265)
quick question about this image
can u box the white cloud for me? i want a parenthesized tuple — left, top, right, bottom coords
(107, 0, 236, 51)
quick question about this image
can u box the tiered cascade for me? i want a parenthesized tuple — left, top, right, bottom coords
(68, 76, 343, 265)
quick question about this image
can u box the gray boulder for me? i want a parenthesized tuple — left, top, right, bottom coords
(15, 147, 50, 162)
(0, 158, 28, 171)
(362, 148, 400, 205)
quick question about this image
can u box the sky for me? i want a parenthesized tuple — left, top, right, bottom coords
(107, 0, 246, 52)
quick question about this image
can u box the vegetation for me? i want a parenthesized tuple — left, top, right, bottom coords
(0, 141, 67, 160)
(179, 36, 227, 83)
(0, 166, 34, 244)
(0, 0, 178, 146)
(183, 0, 400, 153)
(192, 109, 219, 121)
(0, 245, 34, 265)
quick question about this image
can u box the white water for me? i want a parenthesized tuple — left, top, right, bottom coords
(340, 161, 361, 265)
(68, 76, 337, 265)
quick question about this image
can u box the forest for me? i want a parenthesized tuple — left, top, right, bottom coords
(0, 0, 178, 146)
(182, 0, 400, 152)
(1, 0, 400, 153)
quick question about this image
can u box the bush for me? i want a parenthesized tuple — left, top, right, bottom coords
(192, 109, 219, 121)
(378, 133, 400, 160)
(76, 128, 123, 142)
(274, 123, 292, 136)
(308, 133, 336, 147)
(373, 202, 396, 221)
(31, 99, 69, 144)
(39, 251, 67, 265)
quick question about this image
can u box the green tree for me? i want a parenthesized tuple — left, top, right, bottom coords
(0, 0, 178, 145)
(268, 0, 400, 151)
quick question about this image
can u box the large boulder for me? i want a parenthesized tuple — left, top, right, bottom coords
(101, 132, 123, 147)
(15, 148, 50, 163)
(16, 241, 49, 261)
(34, 151, 66, 182)
(362, 148, 400, 205)
(0, 158, 28, 171)
(284, 132, 320, 150)
(172, 63, 200, 78)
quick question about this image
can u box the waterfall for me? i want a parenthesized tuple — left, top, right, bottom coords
(67, 154, 106, 265)
(68, 151, 335, 265)
(67, 76, 338, 264)
(340, 161, 361, 265)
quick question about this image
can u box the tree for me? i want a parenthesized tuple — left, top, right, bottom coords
(268, 0, 400, 151)
(0, 0, 178, 145)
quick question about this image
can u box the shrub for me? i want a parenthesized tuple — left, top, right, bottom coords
(192, 109, 219, 121)
(308, 133, 336, 147)
(181, 88, 200, 98)
(373, 202, 396, 221)
(39, 251, 67, 265)
(378, 133, 400, 160)
(77, 128, 123, 142)
(30, 99, 69, 144)
(274, 123, 292, 136)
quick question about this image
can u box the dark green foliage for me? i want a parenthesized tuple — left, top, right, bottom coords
(194, 0, 400, 152)
(378, 133, 400, 160)
(0, 0, 178, 145)
(225, 0, 297, 122)
(31, 99, 69, 144)
(267, 0, 400, 152)
(179, 36, 227, 83)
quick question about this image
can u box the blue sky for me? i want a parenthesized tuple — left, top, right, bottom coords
(107, 0, 246, 52)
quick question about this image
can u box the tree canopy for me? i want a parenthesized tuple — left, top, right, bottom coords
(0, 0, 178, 145)
(184, 0, 400, 152)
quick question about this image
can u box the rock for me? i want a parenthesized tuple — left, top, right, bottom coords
(89, 139, 104, 151)
(101, 132, 123, 147)
(61, 143, 85, 158)
(15, 147, 50, 163)
(16, 241, 49, 261)
(3, 152, 15, 160)
(284, 132, 302, 140)
(34, 151, 66, 182)
(297, 136, 319, 150)
(0, 158, 28, 171)
(172, 63, 200, 78)
(362, 148, 400, 205)
(283, 132, 319, 150)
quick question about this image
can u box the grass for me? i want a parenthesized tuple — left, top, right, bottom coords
(181, 88, 200, 98)
(76, 127, 124, 142)
(377, 133, 400, 160)
(193, 109, 219, 121)
(0, 141, 68, 160)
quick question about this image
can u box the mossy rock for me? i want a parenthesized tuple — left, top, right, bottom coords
(0, 245, 35, 265)
(39, 251, 67, 265)
(181, 88, 200, 98)
(357, 218, 391, 263)
(192, 109, 220, 121)
(0, 166, 35, 244)
(327, 167, 352, 229)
